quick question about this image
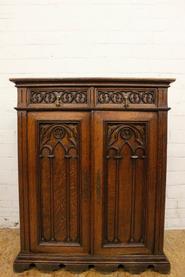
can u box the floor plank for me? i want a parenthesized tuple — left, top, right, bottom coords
(0, 229, 184, 277)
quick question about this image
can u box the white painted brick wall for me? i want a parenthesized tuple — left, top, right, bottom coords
(0, 0, 185, 229)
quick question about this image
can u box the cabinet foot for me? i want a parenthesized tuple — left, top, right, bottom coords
(154, 263, 171, 274)
(35, 263, 61, 271)
(122, 262, 170, 274)
(13, 261, 32, 273)
(124, 264, 148, 274)
(95, 264, 117, 273)
(65, 264, 88, 272)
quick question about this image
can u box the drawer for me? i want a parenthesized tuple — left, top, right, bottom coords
(95, 87, 157, 109)
(28, 87, 91, 108)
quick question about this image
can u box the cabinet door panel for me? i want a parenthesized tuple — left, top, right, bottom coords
(93, 111, 157, 255)
(28, 112, 90, 254)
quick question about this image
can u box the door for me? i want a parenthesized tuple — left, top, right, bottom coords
(28, 112, 90, 254)
(93, 111, 157, 255)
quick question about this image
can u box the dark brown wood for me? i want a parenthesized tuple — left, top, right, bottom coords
(10, 77, 175, 274)
(13, 252, 170, 274)
(28, 112, 90, 254)
(10, 77, 175, 88)
(93, 111, 157, 255)
(17, 111, 30, 252)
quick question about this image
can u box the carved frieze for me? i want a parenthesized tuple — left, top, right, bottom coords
(30, 89, 88, 105)
(97, 89, 156, 105)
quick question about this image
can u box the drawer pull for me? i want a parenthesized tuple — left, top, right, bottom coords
(123, 95, 129, 109)
(131, 155, 139, 159)
(56, 95, 61, 107)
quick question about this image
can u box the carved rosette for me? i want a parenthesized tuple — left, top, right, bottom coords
(106, 123, 146, 157)
(97, 89, 155, 105)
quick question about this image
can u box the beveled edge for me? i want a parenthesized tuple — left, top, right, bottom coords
(9, 77, 176, 88)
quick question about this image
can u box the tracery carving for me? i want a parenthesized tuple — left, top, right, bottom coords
(38, 122, 80, 244)
(106, 123, 146, 158)
(39, 122, 79, 157)
(97, 89, 155, 105)
(103, 122, 147, 245)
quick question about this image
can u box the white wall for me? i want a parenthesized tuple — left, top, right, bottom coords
(0, 0, 185, 229)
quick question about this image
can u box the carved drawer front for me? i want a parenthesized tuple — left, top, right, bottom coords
(95, 87, 157, 109)
(28, 87, 91, 108)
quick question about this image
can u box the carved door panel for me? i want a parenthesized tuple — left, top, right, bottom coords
(93, 111, 157, 255)
(28, 112, 90, 254)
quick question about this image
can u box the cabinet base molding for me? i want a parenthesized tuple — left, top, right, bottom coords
(14, 252, 170, 274)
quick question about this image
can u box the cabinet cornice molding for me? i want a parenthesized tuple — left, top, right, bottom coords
(10, 77, 175, 88)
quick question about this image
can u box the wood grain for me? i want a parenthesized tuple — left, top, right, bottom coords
(10, 78, 175, 274)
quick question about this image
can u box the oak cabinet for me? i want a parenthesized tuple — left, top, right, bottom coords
(10, 78, 175, 274)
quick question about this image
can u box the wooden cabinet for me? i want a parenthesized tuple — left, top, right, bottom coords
(10, 78, 175, 274)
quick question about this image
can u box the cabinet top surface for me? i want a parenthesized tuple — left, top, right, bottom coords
(10, 77, 175, 87)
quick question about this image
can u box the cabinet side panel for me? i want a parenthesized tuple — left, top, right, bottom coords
(17, 88, 28, 107)
(157, 88, 168, 108)
(17, 111, 30, 251)
(154, 111, 168, 254)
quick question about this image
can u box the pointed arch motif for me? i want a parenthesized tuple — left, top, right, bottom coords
(38, 121, 80, 244)
(103, 122, 147, 245)
(106, 122, 146, 158)
(39, 123, 79, 157)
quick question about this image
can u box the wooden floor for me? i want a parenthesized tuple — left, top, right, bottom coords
(0, 229, 184, 277)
